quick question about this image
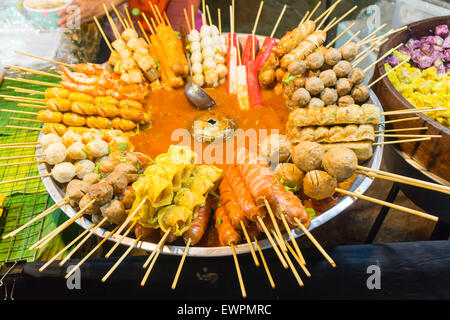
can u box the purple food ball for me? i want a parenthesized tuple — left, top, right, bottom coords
(430, 50, 445, 61)
(418, 55, 434, 69)
(398, 46, 411, 56)
(420, 42, 434, 55)
(444, 36, 450, 49)
(436, 66, 446, 74)
(434, 58, 444, 68)
(406, 38, 421, 50)
(386, 55, 400, 66)
(411, 49, 425, 63)
(435, 24, 449, 38)
(445, 49, 450, 62)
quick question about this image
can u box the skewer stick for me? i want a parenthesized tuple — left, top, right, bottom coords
(323, 17, 337, 32)
(140, 229, 171, 285)
(285, 240, 311, 277)
(326, 21, 355, 48)
(356, 165, 450, 194)
(295, 218, 337, 267)
(316, 4, 333, 31)
(124, 5, 135, 31)
(251, 1, 264, 60)
(65, 225, 120, 279)
(149, 2, 162, 25)
(38, 224, 96, 272)
(240, 221, 260, 267)
(382, 107, 445, 116)
(254, 237, 275, 288)
(0, 96, 45, 104)
(4, 77, 62, 87)
(376, 133, 441, 138)
(0, 160, 44, 168)
(105, 220, 137, 258)
(335, 188, 439, 221)
(270, 4, 287, 38)
(111, 3, 127, 29)
(0, 142, 39, 149)
(10, 117, 41, 123)
(142, 228, 171, 269)
(0, 173, 51, 186)
(279, 213, 305, 265)
(217, 8, 222, 34)
(264, 199, 286, 251)
(313, 0, 341, 24)
(376, 126, 428, 133)
(103, 4, 121, 40)
(151, 17, 158, 33)
(137, 20, 151, 44)
(7, 86, 44, 95)
(324, 5, 358, 32)
(191, 5, 195, 32)
(308, 1, 322, 20)
(368, 57, 410, 88)
(0, 153, 43, 161)
(0, 141, 39, 147)
(1, 109, 37, 115)
(271, 230, 304, 287)
(363, 43, 403, 72)
(299, 11, 309, 26)
(357, 23, 386, 46)
(183, 8, 191, 32)
(256, 216, 288, 269)
(206, 5, 212, 26)
(231, 243, 247, 298)
(357, 170, 450, 194)
(16, 103, 45, 109)
(141, 12, 155, 35)
(359, 26, 407, 46)
(153, 2, 165, 26)
(163, 12, 172, 28)
(115, 198, 146, 238)
(94, 16, 114, 52)
(171, 237, 191, 290)
(342, 30, 361, 46)
(381, 116, 420, 125)
(5, 125, 43, 131)
(3, 197, 69, 239)
(59, 216, 108, 266)
(353, 38, 388, 65)
(102, 235, 142, 282)
(374, 137, 431, 145)
(14, 50, 72, 68)
(6, 65, 61, 79)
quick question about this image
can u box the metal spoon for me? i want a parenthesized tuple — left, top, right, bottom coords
(184, 53, 216, 110)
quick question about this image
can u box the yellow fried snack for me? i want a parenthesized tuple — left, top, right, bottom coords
(157, 205, 193, 236)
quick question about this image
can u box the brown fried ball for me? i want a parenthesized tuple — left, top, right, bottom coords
(319, 69, 337, 87)
(322, 147, 358, 182)
(260, 133, 292, 163)
(336, 78, 353, 96)
(305, 77, 325, 96)
(288, 60, 307, 76)
(306, 52, 325, 70)
(291, 88, 311, 107)
(348, 67, 365, 85)
(292, 141, 324, 172)
(303, 170, 337, 200)
(324, 47, 342, 66)
(351, 84, 370, 103)
(307, 97, 325, 108)
(340, 42, 359, 61)
(338, 95, 355, 107)
(275, 163, 304, 191)
(333, 60, 353, 78)
(320, 88, 338, 105)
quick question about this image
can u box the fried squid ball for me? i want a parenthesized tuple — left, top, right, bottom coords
(40, 133, 61, 150)
(291, 88, 311, 107)
(319, 69, 337, 87)
(320, 88, 338, 105)
(52, 162, 76, 184)
(336, 78, 353, 96)
(74, 159, 95, 179)
(85, 140, 109, 158)
(305, 77, 325, 96)
(324, 47, 342, 66)
(348, 67, 365, 85)
(308, 97, 325, 108)
(340, 42, 358, 61)
(306, 52, 325, 70)
(351, 84, 370, 103)
(322, 147, 358, 182)
(338, 95, 355, 107)
(44, 142, 67, 165)
(288, 60, 307, 76)
(61, 130, 82, 147)
(303, 170, 337, 200)
(275, 163, 304, 191)
(292, 141, 324, 172)
(333, 60, 353, 78)
(67, 142, 87, 160)
(260, 133, 291, 163)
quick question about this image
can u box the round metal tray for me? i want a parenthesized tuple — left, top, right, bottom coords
(37, 90, 384, 257)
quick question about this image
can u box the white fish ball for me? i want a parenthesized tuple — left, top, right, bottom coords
(200, 25, 211, 38)
(85, 140, 109, 158)
(214, 53, 225, 65)
(188, 30, 200, 42)
(40, 133, 61, 150)
(216, 64, 228, 78)
(67, 142, 87, 160)
(44, 142, 67, 165)
(193, 74, 205, 87)
(52, 162, 76, 184)
(74, 159, 95, 179)
(210, 25, 219, 36)
(203, 58, 216, 70)
(191, 41, 201, 52)
(192, 62, 203, 75)
(202, 46, 215, 58)
(201, 37, 213, 49)
(191, 51, 203, 64)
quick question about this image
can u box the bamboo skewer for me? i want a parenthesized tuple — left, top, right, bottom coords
(231, 243, 247, 298)
(271, 230, 304, 287)
(140, 229, 171, 286)
(0, 153, 43, 161)
(0, 143, 39, 150)
(3, 197, 69, 239)
(191, 5, 195, 32)
(14, 51, 72, 68)
(280, 213, 305, 265)
(142, 228, 171, 269)
(368, 57, 410, 88)
(137, 20, 151, 44)
(335, 188, 439, 221)
(307, 1, 322, 21)
(59, 216, 108, 266)
(4, 77, 62, 88)
(251, 1, 264, 60)
(115, 198, 146, 238)
(183, 8, 191, 32)
(256, 216, 288, 269)
(285, 240, 311, 277)
(254, 237, 275, 288)
(240, 221, 260, 267)
(94, 16, 114, 53)
(205, 5, 212, 26)
(105, 220, 137, 258)
(0, 160, 44, 168)
(357, 23, 387, 46)
(0, 173, 51, 186)
(342, 30, 361, 46)
(357, 166, 450, 194)
(382, 107, 445, 116)
(111, 3, 127, 30)
(299, 11, 309, 26)
(65, 225, 120, 279)
(316, 5, 332, 31)
(217, 8, 222, 34)
(314, 0, 341, 24)
(270, 4, 287, 38)
(362, 43, 403, 72)
(124, 5, 135, 31)
(7, 86, 44, 95)
(376, 126, 428, 133)
(6, 65, 61, 79)
(295, 218, 337, 267)
(102, 236, 142, 282)
(352, 38, 389, 65)
(10, 117, 42, 123)
(38, 224, 96, 272)
(264, 199, 286, 252)
(376, 133, 441, 138)
(381, 116, 420, 125)
(5, 125, 42, 131)
(0, 141, 39, 147)
(374, 137, 431, 145)
(326, 21, 355, 48)
(171, 238, 191, 290)
(16, 103, 45, 109)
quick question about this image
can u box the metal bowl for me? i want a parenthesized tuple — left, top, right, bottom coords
(37, 90, 384, 257)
